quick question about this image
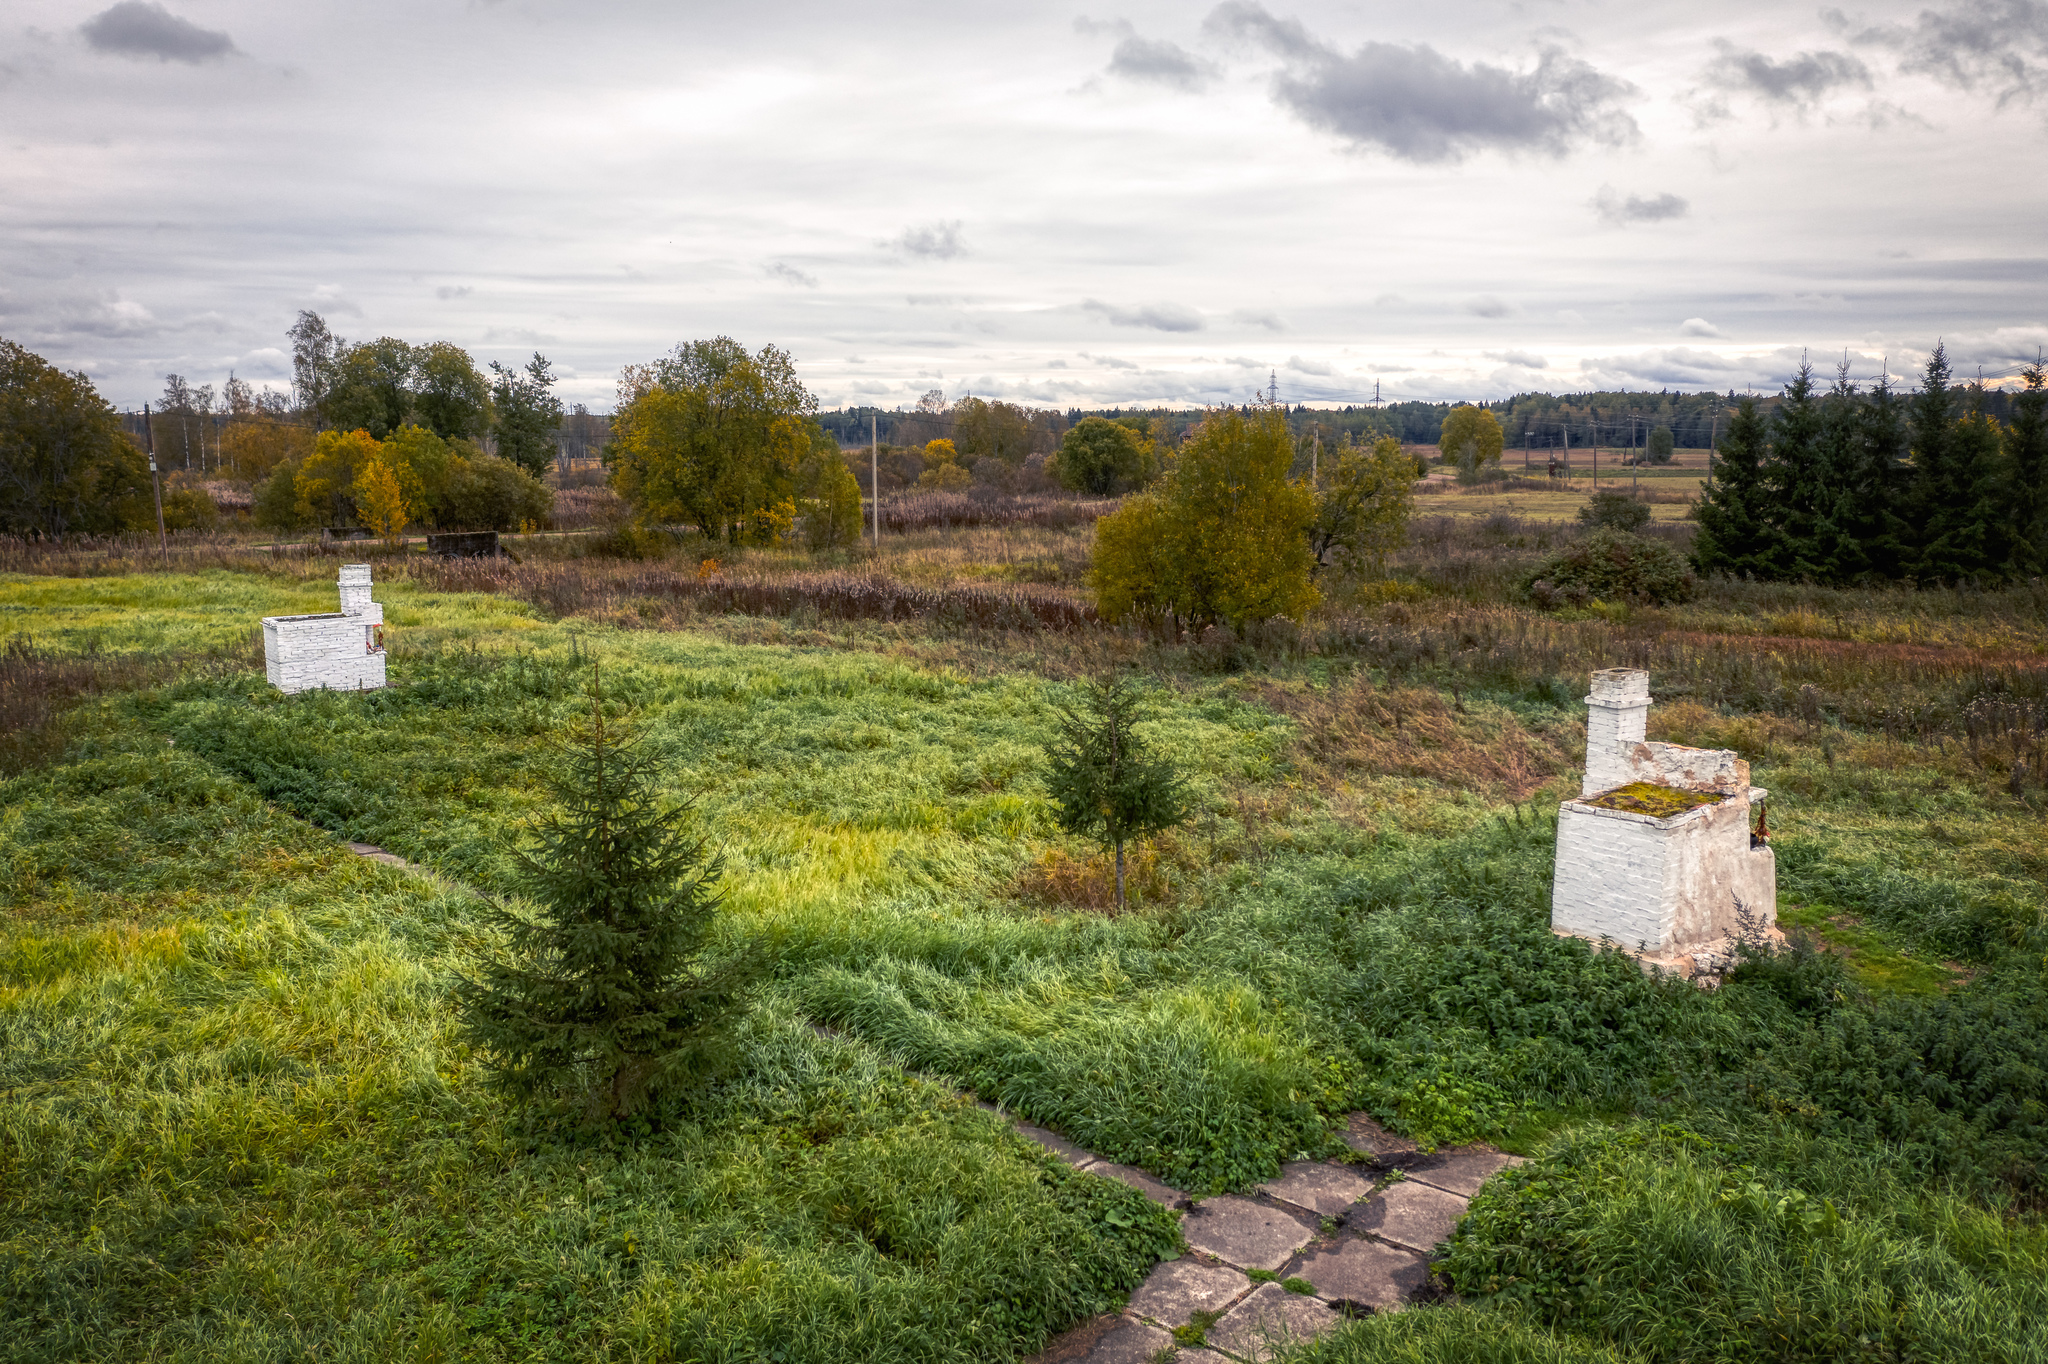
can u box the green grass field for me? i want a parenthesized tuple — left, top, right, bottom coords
(3, 550, 2045, 1362)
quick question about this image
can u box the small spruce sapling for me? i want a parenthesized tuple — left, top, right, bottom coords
(459, 672, 754, 1123)
(1044, 676, 1190, 910)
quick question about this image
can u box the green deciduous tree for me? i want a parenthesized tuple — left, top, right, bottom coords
(490, 352, 564, 478)
(1310, 434, 1414, 576)
(1055, 416, 1153, 495)
(1646, 425, 1675, 463)
(1089, 406, 1318, 634)
(1044, 676, 1190, 911)
(459, 693, 756, 1122)
(0, 338, 151, 538)
(1438, 405, 1504, 483)
(412, 341, 494, 441)
(951, 397, 1038, 469)
(1691, 397, 1775, 577)
(607, 337, 822, 545)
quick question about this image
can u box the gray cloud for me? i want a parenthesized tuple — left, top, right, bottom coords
(1680, 317, 1725, 337)
(1832, 0, 2048, 107)
(1488, 349, 1548, 368)
(1231, 308, 1287, 331)
(1593, 186, 1690, 226)
(1077, 18, 1220, 90)
(80, 2, 235, 64)
(891, 221, 965, 260)
(1705, 41, 1871, 108)
(435, 285, 472, 300)
(1204, 2, 1637, 161)
(765, 261, 819, 288)
(1081, 298, 1204, 331)
(1085, 352, 1139, 368)
(1286, 354, 1335, 375)
(1465, 296, 1513, 318)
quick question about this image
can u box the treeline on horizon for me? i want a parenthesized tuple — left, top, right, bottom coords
(1695, 345, 2047, 583)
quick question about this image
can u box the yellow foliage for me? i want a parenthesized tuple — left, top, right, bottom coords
(353, 453, 417, 544)
(922, 438, 958, 468)
(218, 418, 312, 481)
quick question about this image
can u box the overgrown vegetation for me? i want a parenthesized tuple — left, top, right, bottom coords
(2, 446, 2044, 1359)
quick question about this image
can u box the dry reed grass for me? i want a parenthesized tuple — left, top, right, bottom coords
(1256, 679, 1576, 801)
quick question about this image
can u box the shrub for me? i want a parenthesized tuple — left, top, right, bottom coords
(1524, 529, 1695, 607)
(440, 451, 553, 530)
(1575, 490, 1652, 532)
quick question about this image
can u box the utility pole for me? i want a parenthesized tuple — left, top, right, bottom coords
(1311, 429, 1319, 486)
(143, 403, 167, 567)
(870, 411, 879, 548)
(1562, 425, 1570, 484)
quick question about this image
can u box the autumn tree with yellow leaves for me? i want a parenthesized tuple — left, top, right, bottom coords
(1090, 406, 1317, 634)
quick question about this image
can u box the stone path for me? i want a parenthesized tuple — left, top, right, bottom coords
(1023, 1112, 1522, 1364)
(340, 842, 1516, 1359)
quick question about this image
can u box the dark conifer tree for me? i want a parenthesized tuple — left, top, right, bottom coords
(1952, 393, 2014, 577)
(1832, 370, 1913, 581)
(1691, 397, 1776, 577)
(1906, 342, 1981, 580)
(1765, 357, 1827, 578)
(2007, 359, 2048, 574)
(459, 685, 754, 1122)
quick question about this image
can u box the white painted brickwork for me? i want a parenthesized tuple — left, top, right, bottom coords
(262, 564, 387, 695)
(1553, 669, 1776, 965)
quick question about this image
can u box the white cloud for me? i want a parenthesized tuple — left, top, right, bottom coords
(1680, 317, 1725, 337)
(889, 221, 966, 260)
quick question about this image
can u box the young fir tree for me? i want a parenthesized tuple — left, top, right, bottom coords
(2007, 359, 2048, 574)
(1691, 397, 1777, 577)
(1044, 676, 1189, 911)
(459, 685, 753, 1123)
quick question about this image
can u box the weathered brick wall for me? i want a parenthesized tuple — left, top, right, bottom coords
(262, 564, 387, 695)
(1551, 805, 1671, 948)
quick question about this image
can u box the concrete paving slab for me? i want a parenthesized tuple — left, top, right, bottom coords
(1015, 1122, 1096, 1166)
(1341, 1113, 1419, 1161)
(1082, 1159, 1188, 1208)
(1181, 1196, 1317, 1271)
(1208, 1282, 1340, 1362)
(1023, 1314, 1173, 1364)
(347, 842, 412, 868)
(1293, 1237, 1430, 1313)
(1126, 1258, 1252, 1327)
(1257, 1161, 1377, 1217)
(1354, 1181, 1468, 1256)
(1401, 1147, 1518, 1198)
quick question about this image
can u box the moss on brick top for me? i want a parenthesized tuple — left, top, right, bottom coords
(1584, 781, 1725, 817)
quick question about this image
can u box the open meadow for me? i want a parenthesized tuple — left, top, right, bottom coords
(3, 508, 2046, 1363)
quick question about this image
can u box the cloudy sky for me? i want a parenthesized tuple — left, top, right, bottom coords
(4, 0, 2045, 411)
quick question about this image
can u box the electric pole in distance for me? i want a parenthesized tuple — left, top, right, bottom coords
(143, 402, 167, 567)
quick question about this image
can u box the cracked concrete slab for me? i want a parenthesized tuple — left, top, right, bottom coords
(1355, 1180, 1469, 1255)
(1341, 1113, 1419, 1161)
(1257, 1161, 1377, 1217)
(1400, 1147, 1521, 1197)
(1126, 1258, 1251, 1327)
(1208, 1282, 1340, 1362)
(1023, 1314, 1174, 1364)
(1181, 1196, 1317, 1271)
(1082, 1159, 1187, 1208)
(1293, 1237, 1430, 1313)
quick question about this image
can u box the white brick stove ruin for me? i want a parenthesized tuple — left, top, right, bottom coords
(262, 564, 387, 695)
(1551, 669, 1776, 976)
